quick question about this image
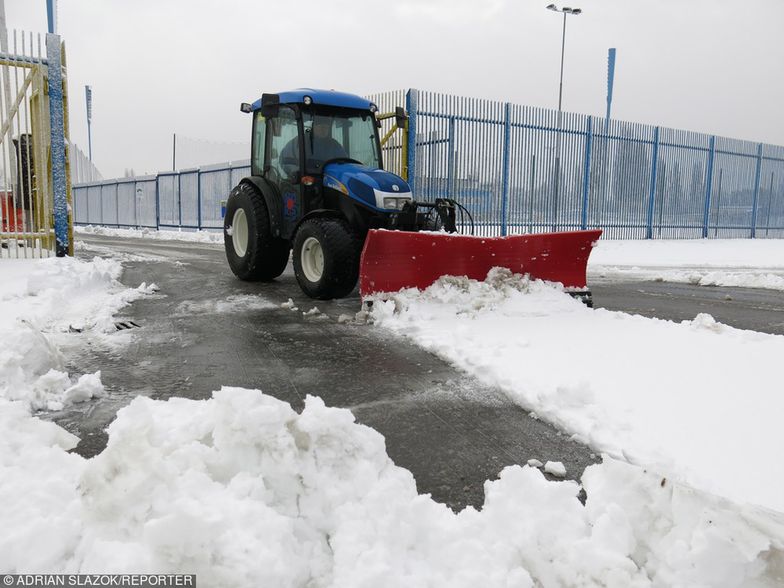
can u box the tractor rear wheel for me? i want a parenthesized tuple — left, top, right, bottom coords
(224, 182, 289, 281)
(293, 218, 360, 299)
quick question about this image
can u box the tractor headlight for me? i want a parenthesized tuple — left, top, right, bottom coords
(383, 197, 410, 210)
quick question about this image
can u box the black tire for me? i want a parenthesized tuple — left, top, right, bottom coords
(292, 218, 360, 300)
(224, 182, 290, 281)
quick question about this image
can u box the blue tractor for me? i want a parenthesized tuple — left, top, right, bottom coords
(224, 89, 460, 300)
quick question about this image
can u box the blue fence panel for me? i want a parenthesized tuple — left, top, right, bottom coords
(759, 144, 784, 238)
(710, 137, 759, 238)
(135, 177, 158, 228)
(157, 173, 180, 227)
(414, 91, 507, 236)
(592, 118, 655, 239)
(100, 183, 118, 226)
(73, 185, 89, 224)
(199, 164, 233, 229)
(177, 170, 199, 229)
(86, 184, 102, 225)
(117, 180, 137, 227)
(652, 127, 700, 238)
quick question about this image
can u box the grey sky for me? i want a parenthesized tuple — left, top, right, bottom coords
(5, 0, 783, 178)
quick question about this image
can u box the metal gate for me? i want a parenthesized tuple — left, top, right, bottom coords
(0, 29, 72, 258)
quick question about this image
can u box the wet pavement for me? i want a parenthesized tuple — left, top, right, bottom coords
(592, 279, 784, 336)
(53, 233, 784, 510)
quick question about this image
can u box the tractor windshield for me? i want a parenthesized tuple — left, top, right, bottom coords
(302, 109, 381, 173)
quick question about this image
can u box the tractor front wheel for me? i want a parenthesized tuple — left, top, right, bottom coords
(224, 183, 289, 281)
(293, 218, 360, 299)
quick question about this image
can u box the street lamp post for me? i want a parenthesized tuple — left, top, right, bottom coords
(545, 4, 582, 231)
(546, 4, 582, 112)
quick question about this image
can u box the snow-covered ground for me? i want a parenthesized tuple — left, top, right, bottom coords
(75, 225, 223, 244)
(3, 249, 784, 584)
(590, 239, 784, 290)
(0, 256, 155, 410)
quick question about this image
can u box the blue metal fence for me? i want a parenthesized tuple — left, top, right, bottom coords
(73, 161, 250, 231)
(408, 89, 784, 238)
(73, 89, 784, 239)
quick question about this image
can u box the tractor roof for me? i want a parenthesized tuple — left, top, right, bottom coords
(250, 89, 375, 112)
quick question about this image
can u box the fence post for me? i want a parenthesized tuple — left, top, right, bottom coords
(177, 173, 183, 229)
(446, 116, 455, 200)
(46, 34, 69, 256)
(197, 170, 203, 230)
(750, 143, 763, 238)
(713, 169, 723, 237)
(646, 126, 660, 239)
(134, 181, 140, 228)
(406, 89, 418, 196)
(155, 178, 160, 229)
(702, 136, 716, 238)
(581, 116, 593, 230)
(765, 172, 774, 237)
(500, 103, 511, 236)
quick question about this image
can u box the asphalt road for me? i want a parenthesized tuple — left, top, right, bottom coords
(53, 233, 784, 511)
(591, 279, 784, 336)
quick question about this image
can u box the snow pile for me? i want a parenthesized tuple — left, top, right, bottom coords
(0, 257, 152, 410)
(370, 268, 784, 513)
(76, 225, 223, 244)
(590, 239, 784, 290)
(3, 387, 783, 586)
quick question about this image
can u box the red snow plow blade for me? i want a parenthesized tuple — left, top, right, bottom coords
(359, 229, 602, 297)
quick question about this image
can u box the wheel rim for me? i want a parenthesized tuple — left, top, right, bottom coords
(300, 236, 324, 282)
(232, 208, 249, 257)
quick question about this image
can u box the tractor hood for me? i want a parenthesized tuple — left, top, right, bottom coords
(323, 162, 413, 211)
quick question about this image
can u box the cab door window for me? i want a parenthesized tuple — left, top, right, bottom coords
(267, 106, 300, 182)
(251, 111, 266, 176)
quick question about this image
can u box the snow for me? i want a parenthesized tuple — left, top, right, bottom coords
(0, 257, 153, 410)
(369, 268, 784, 514)
(281, 298, 299, 311)
(590, 239, 784, 290)
(544, 461, 567, 478)
(591, 239, 784, 268)
(75, 225, 223, 244)
(3, 387, 783, 585)
(175, 294, 277, 315)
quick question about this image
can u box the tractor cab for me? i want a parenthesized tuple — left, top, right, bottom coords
(242, 90, 415, 241)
